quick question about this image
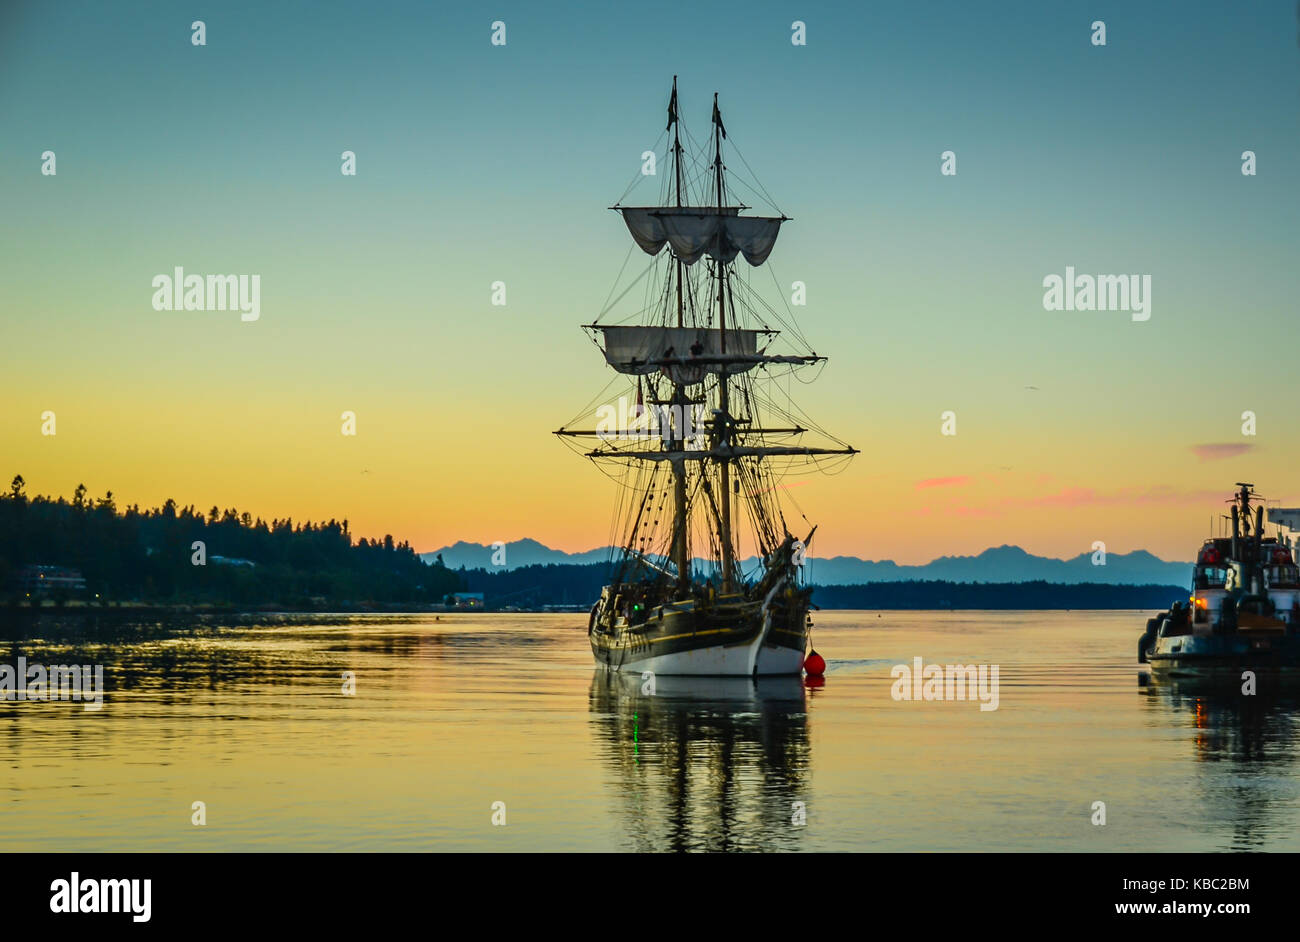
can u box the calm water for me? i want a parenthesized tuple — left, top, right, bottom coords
(1, 610, 1297, 852)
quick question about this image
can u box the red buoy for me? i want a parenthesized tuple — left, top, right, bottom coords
(804, 650, 826, 676)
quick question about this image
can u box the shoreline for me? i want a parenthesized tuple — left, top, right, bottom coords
(0, 601, 1173, 618)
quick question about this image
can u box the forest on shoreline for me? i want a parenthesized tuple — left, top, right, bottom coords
(0, 475, 464, 608)
(458, 561, 1185, 611)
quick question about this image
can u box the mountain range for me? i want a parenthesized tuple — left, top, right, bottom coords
(422, 539, 1193, 587)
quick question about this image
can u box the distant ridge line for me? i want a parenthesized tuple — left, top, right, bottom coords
(421, 539, 1192, 587)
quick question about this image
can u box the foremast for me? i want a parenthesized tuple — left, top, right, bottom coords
(668, 76, 690, 597)
(712, 93, 736, 594)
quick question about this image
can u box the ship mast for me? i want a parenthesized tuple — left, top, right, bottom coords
(671, 76, 685, 324)
(712, 93, 736, 594)
(1230, 482, 1266, 596)
(668, 78, 690, 597)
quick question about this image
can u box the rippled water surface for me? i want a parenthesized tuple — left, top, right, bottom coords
(2, 610, 1297, 851)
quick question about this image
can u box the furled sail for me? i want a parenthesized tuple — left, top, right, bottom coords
(619, 207, 784, 266)
(598, 325, 763, 385)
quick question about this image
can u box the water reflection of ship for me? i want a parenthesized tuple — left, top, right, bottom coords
(1144, 679, 1300, 850)
(588, 670, 812, 851)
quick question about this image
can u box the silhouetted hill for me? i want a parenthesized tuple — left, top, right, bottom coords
(428, 538, 610, 569)
(425, 539, 1191, 586)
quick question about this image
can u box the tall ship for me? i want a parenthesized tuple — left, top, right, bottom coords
(555, 80, 856, 675)
(1140, 484, 1300, 675)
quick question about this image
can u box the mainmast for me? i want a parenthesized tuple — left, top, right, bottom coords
(712, 93, 735, 593)
(670, 76, 685, 324)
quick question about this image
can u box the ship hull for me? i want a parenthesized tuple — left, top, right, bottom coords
(1148, 632, 1300, 679)
(589, 593, 809, 676)
(604, 642, 806, 676)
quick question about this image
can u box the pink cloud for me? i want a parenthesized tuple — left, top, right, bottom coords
(1191, 443, 1255, 462)
(916, 475, 970, 490)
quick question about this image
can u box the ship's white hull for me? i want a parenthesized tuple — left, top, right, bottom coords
(601, 641, 806, 677)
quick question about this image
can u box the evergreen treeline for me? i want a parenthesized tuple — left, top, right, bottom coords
(458, 561, 618, 608)
(0, 475, 463, 607)
(457, 561, 1185, 610)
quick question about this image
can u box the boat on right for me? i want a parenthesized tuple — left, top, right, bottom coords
(1141, 483, 1300, 678)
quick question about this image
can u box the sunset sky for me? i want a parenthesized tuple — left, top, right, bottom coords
(2, 0, 1297, 564)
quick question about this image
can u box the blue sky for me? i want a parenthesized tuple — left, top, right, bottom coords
(1, 0, 1297, 560)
